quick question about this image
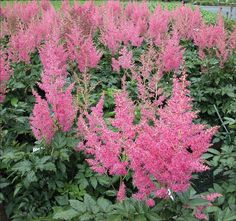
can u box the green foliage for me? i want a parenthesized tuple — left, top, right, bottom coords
(0, 2, 236, 221)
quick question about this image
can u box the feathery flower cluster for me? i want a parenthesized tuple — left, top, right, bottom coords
(172, 5, 202, 40)
(1, 1, 39, 24)
(77, 74, 217, 204)
(0, 50, 11, 103)
(149, 6, 170, 46)
(8, 8, 59, 63)
(193, 16, 228, 63)
(194, 193, 222, 220)
(30, 31, 76, 142)
(112, 47, 133, 72)
(117, 182, 126, 202)
(30, 91, 56, 143)
(160, 31, 184, 73)
(1, 1, 234, 69)
(1, 2, 234, 215)
(66, 26, 101, 72)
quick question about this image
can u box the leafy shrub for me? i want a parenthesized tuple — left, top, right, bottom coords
(0, 1, 236, 221)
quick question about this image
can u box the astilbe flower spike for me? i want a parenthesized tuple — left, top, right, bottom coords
(101, 15, 122, 54)
(31, 30, 77, 140)
(0, 50, 11, 103)
(194, 193, 222, 220)
(77, 74, 217, 204)
(30, 91, 56, 143)
(117, 182, 126, 202)
(172, 5, 202, 40)
(66, 26, 101, 73)
(193, 14, 228, 64)
(50, 83, 77, 132)
(39, 31, 68, 96)
(159, 31, 184, 73)
(133, 75, 218, 200)
(77, 36, 102, 73)
(112, 47, 133, 72)
(77, 93, 130, 176)
(148, 5, 170, 46)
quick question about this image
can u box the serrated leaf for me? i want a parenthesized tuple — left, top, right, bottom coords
(12, 160, 32, 174)
(97, 197, 112, 212)
(90, 176, 97, 189)
(55, 195, 68, 206)
(14, 184, 23, 197)
(80, 213, 94, 221)
(69, 200, 86, 213)
(187, 198, 209, 207)
(105, 190, 117, 197)
(53, 208, 79, 220)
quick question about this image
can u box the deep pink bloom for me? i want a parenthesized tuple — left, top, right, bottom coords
(146, 199, 155, 207)
(193, 192, 222, 220)
(77, 36, 102, 72)
(160, 31, 183, 72)
(0, 50, 11, 103)
(77, 74, 217, 202)
(9, 27, 38, 63)
(1, 1, 39, 23)
(117, 182, 126, 202)
(112, 47, 133, 72)
(49, 84, 77, 132)
(194, 211, 208, 220)
(66, 26, 101, 72)
(193, 15, 228, 64)
(202, 193, 222, 202)
(30, 91, 56, 143)
(172, 5, 202, 40)
(77, 94, 129, 175)
(101, 16, 122, 54)
(149, 5, 170, 45)
(39, 32, 68, 95)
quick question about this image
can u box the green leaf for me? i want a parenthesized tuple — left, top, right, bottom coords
(80, 178, 89, 189)
(146, 214, 162, 221)
(12, 160, 32, 174)
(134, 215, 147, 221)
(23, 170, 37, 187)
(14, 82, 25, 89)
(53, 208, 79, 220)
(55, 195, 69, 206)
(202, 153, 213, 159)
(225, 216, 236, 221)
(79, 213, 94, 221)
(208, 149, 220, 155)
(90, 176, 97, 189)
(42, 162, 57, 172)
(187, 198, 209, 207)
(11, 97, 18, 107)
(105, 190, 117, 197)
(84, 194, 99, 214)
(97, 197, 112, 212)
(14, 184, 23, 197)
(69, 200, 86, 213)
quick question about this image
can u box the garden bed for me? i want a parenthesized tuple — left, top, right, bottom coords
(0, 1, 236, 221)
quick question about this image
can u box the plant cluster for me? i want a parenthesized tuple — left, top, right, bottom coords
(0, 1, 236, 221)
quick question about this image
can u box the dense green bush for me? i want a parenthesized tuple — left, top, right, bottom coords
(0, 1, 236, 221)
